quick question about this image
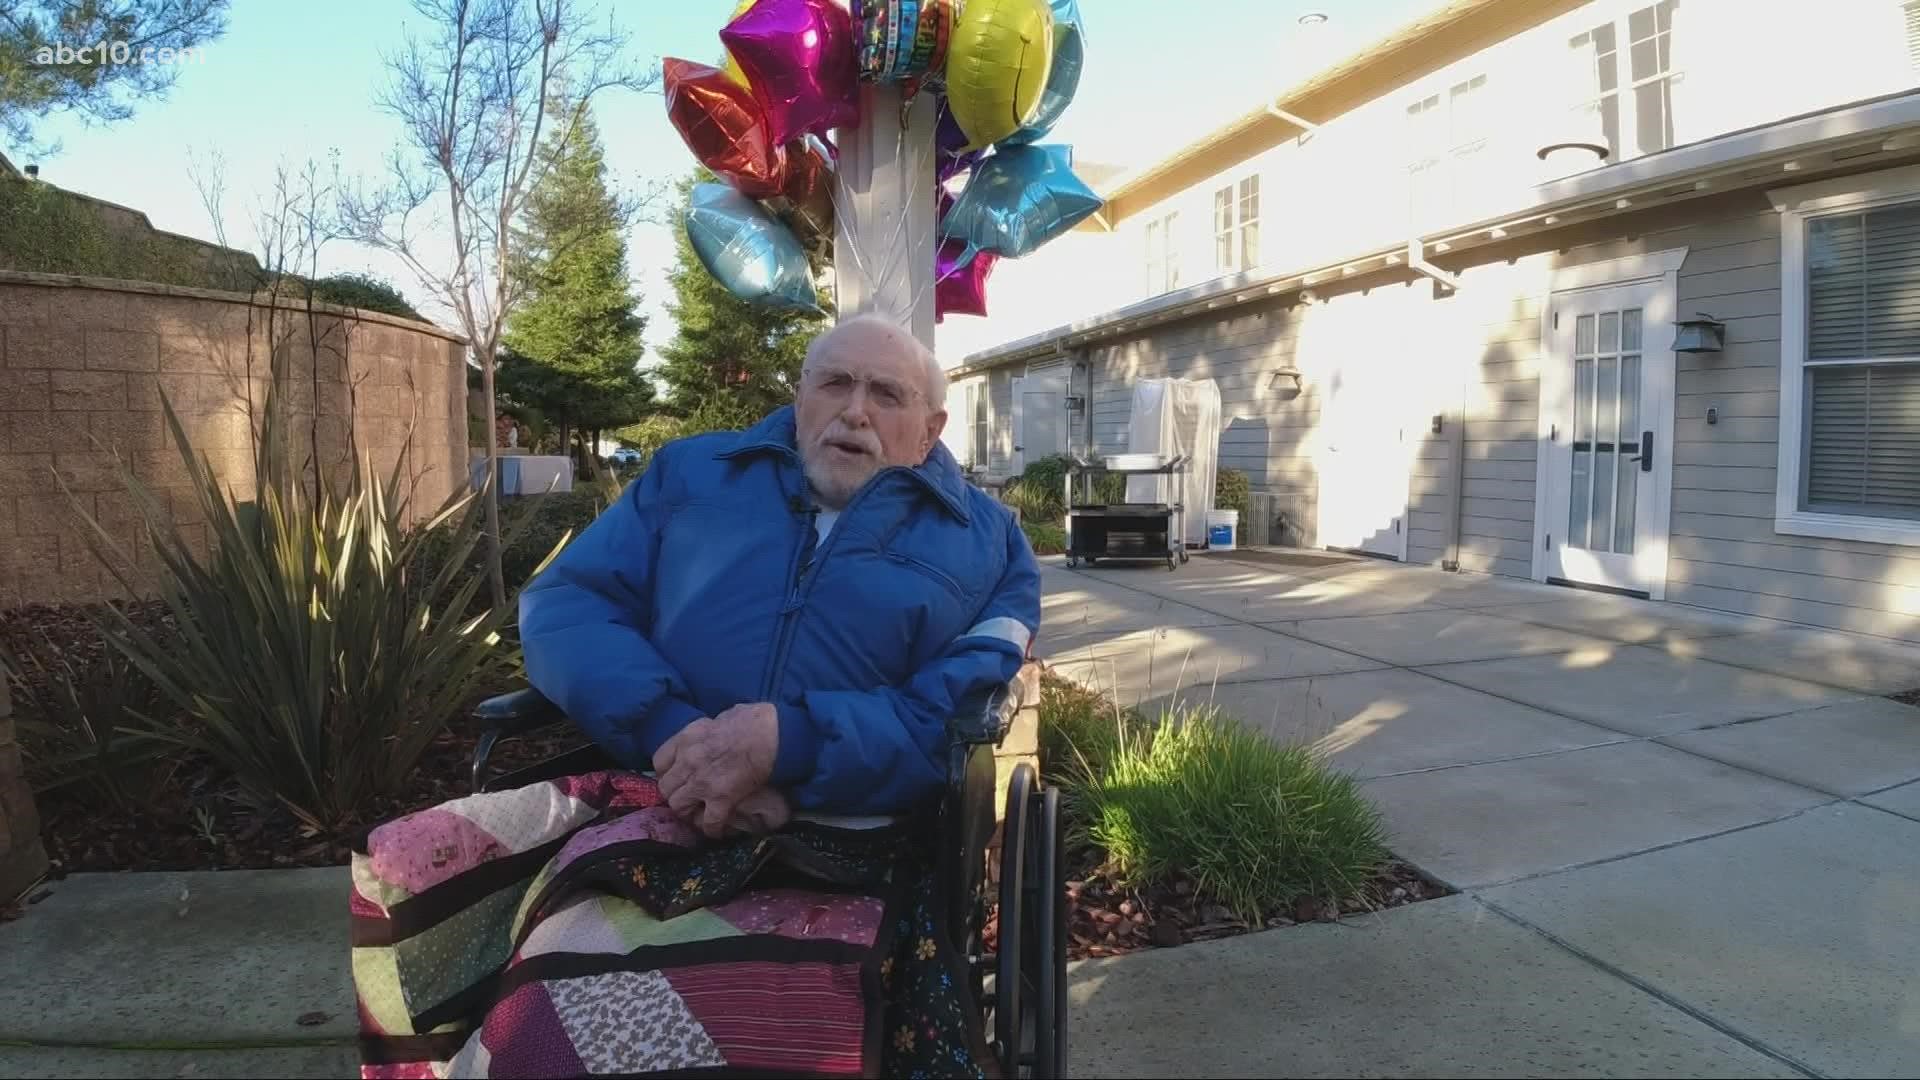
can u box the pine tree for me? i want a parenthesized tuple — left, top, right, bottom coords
(654, 168, 831, 427)
(501, 102, 653, 474)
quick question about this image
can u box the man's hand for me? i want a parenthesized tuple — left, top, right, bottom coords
(729, 787, 792, 835)
(653, 703, 780, 838)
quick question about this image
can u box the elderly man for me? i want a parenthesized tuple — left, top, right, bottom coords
(518, 314, 1041, 836)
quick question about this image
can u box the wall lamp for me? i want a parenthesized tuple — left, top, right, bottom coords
(1672, 312, 1726, 354)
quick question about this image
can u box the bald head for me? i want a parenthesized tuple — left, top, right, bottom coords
(794, 314, 950, 509)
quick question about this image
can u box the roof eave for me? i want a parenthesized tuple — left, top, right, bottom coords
(954, 90, 1920, 378)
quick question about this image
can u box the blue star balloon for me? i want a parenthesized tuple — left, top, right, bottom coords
(684, 182, 820, 312)
(1005, 0, 1084, 145)
(939, 143, 1103, 266)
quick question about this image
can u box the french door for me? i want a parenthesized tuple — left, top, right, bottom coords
(1540, 279, 1674, 596)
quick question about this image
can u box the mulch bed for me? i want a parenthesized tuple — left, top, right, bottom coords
(11, 601, 1453, 955)
(32, 719, 589, 878)
(987, 845, 1452, 963)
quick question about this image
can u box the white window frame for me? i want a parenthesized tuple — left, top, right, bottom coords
(1144, 210, 1180, 296)
(1565, 0, 1681, 162)
(1771, 164, 1920, 547)
(1213, 173, 1260, 275)
(1405, 73, 1489, 229)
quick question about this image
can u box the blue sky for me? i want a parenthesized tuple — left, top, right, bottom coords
(15, 0, 1439, 363)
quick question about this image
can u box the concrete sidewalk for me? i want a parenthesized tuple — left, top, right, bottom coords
(6, 551, 1917, 1078)
(0, 868, 356, 1078)
(1046, 550, 1920, 1078)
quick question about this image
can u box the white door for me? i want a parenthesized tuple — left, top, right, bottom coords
(1540, 280, 1674, 596)
(1010, 370, 1068, 471)
(1310, 295, 1412, 560)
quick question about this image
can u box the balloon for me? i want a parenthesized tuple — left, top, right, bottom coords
(939, 143, 1101, 263)
(945, 0, 1054, 151)
(663, 57, 787, 198)
(775, 137, 836, 257)
(722, 0, 758, 89)
(935, 238, 996, 322)
(853, 0, 952, 82)
(721, 0, 859, 147)
(938, 145, 982, 184)
(686, 182, 820, 312)
(1005, 0, 1083, 145)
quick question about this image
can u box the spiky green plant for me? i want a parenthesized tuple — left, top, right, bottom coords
(64, 385, 555, 833)
(1066, 701, 1389, 922)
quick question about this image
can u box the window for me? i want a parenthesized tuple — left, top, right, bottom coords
(1213, 175, 1260, 274)
(1567, 0, 1678, 161)
(970, 382, 990, 468)
(1144, 211, 1180, 295)
(1775, 168, 1920, 545)
(1405, 74, 1489, 229)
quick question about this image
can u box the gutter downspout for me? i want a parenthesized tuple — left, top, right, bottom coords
(1442, 375, 1468, 572)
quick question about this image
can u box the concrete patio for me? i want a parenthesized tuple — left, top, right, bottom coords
(1047, 549, 1920, 1078)
(5, 550, 1918, 1078)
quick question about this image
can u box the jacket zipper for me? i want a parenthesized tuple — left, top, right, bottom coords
(758, 470, 892, 702)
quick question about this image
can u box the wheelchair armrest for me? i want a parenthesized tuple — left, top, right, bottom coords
(470, 687, 567, 792)
(948, 675, 1026, 748)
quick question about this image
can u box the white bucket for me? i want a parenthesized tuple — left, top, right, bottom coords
(1206, 509, 1239, 551)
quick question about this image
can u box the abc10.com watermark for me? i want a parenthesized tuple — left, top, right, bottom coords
(32, 40, 207, 68)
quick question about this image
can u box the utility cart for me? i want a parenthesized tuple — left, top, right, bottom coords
(1062, 453, 1192, 570)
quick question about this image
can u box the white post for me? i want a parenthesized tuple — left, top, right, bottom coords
(832, 84, 939, 349)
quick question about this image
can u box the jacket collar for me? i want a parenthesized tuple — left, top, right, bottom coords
(715, 405, 973, 524)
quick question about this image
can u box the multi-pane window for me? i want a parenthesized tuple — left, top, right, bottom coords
(1144, 211, 1180, 295)
(1406, 74, 1489, 228)
(1214, 175, 1260, 274)
(1568, 0, 1678, 160)
(1799, 201, 1920, 519)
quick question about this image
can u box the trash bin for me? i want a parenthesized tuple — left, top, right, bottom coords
(1206, 509, 1239, 551)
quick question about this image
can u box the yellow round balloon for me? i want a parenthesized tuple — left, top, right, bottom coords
(945, 0, 1055, 151)
(721, 0, 757, 90)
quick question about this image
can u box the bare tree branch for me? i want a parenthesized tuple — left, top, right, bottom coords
(337, 0, 657, 609)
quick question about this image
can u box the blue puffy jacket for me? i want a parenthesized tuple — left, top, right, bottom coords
(517, 406, 1042, 815)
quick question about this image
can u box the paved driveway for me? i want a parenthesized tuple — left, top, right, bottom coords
(1043, 551, 1920, 1078)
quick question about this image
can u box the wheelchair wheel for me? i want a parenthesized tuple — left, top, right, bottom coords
(993, 764, 1032, 1075)
(992, 763, 1069, 1079)
(1029, 784, 1067, 1079)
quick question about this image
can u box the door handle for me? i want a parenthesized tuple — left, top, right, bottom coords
(1638, 430, 1653, 473)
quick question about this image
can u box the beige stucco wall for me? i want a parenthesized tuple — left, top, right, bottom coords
(0, 272, 470, 609)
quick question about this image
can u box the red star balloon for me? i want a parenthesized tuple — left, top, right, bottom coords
(663, 57, 787, 199)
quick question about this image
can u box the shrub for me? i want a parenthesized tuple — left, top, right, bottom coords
(1022, 520, 1065, 556)
(1064, 701, 1388, 922)
(1002, 454, 1072, 523)
(1215, 467, 1250, 516)
(1, 632, 179, 809)
(66, 389, 542, 833)
(308, 272, 424, 321)
(1036, 674, 1143, 781)
(412, 487, 607, 622)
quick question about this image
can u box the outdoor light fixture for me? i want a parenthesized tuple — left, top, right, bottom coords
(1298, 12, 1328, 25)
(1672, 312, 1726, 354)
(1065, 394, 1085, 411)
(1271, 368, 1305, 396)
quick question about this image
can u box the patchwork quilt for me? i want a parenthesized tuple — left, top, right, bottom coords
(350, 770, 997, 1078)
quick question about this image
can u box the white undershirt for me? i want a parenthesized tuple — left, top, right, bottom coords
(814, 509, 840, 548)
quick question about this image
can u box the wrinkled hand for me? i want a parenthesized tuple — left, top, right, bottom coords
(654, 703, 780, 838)
(728, 787, 792, 835)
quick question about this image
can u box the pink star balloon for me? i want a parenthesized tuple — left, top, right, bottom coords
(721, 0, 861, 147)
(935, 238, 996, 322)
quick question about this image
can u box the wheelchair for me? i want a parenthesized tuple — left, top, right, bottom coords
(467, 675, 1070, 1079)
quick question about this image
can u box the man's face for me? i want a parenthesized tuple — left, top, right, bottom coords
(794, 322, 947, 509)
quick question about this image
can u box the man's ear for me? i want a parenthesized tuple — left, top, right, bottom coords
(924, 408, 948, 456)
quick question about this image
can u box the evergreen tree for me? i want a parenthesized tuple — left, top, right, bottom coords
(654, 168, 831, 427)
(501, 102, 653, 474)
